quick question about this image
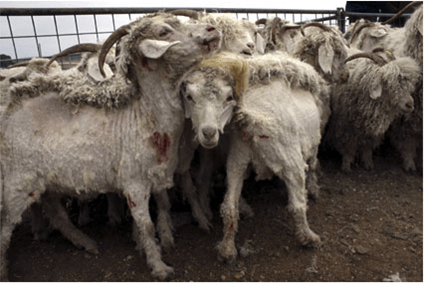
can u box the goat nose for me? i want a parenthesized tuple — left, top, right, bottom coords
(202, 126, 216, 140)
(405, 101, 414, 111)
(247, 42, 255, 50)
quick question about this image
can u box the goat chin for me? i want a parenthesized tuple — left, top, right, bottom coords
(199, 139, 219, 149)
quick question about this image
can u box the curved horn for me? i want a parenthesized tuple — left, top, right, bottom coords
(301, 22, 333, 34)
(271, 17, 282, 45)
(345, 52, 388, 67)
(170, 9, 200, 20)
(372, 47, 396, 61)
(7, 61, 30, 69)
(255, 18, 267, 26)
(46, 43, 101, 68)
(280, 24, 302, 37)
(98, 24, 131, 78)
(382, 1, 423, 25)
(349, 22, 374, 43)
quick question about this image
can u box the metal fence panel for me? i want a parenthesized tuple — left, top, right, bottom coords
(0, 7, 412, 68)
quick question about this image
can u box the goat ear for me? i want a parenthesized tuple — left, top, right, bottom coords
(180, 85, 192, 118)
(318, 43, 334, 75)
(139, 40, 180, 59)
(219, 102, 236, 133)
(369, 27, 388, 38)
(255, 32, 266, 54)
(87, 57, 113, 82)
(369, 80, 382, 99)
(418, 23, 423, 37)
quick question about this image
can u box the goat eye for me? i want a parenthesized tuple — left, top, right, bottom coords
(159, 30, 169, 37)
(186, 95, 193, 102)
(226, 96, 234, 102)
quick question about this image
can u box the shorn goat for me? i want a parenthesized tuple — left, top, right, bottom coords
(177, 52, 329, 262)
(0, 12, 221, 280)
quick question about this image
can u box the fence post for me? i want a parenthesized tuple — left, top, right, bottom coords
(337, 7, 346, 33)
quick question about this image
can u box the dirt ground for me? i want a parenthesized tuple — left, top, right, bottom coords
(6, 146, 423, 282)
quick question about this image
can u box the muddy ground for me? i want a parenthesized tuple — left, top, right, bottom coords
(6, 147, 423, 282)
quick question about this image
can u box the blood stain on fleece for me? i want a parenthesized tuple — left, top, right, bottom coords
(149, 132, 171, 165)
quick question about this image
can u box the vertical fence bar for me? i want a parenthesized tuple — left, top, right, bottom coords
(52, 14, 63, 67)
(337, 7, 345, 33)
(30, 15, 42, 57)
(6, 16, 18, 61)
(112, 14, 116, 31)
(74, 14, 81, 44)
(93, 14, 99, 42)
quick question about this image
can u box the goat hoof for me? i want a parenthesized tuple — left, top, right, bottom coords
(152, 264, 174, 281)
(86, 247, 100, 255)
(299, 232, 321, 248)
(216, 242, 237, 263)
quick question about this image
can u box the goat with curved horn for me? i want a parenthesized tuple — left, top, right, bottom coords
(7, 61, 30, 69)
(46, 43, 101, 68)
(345, 52, 388, 67)
(255, 18, 267, 26)
(301, 22, 333, 34)
(98, 24, 131, 78)
(382, 1, 423, 25)
(169, 9, 200, 20)
(372, 47, 396, 61)
(348, 22, 374, 43)
(270, 17, 282, 44)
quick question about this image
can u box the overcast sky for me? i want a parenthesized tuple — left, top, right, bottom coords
(1, 0, 347, 61)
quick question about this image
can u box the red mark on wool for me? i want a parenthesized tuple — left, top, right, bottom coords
(149, 132, 171, 165)
(29, 192, 35, 197)
(242, 131, 248, 141)
(142, 57, 152, 72)
(127, 195, 136, 208)
(229, 223, 234, 230)
(259, 135, 269, 139)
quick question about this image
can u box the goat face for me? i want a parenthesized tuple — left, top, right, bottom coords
(181, 69, 236, 149)
(142, 17, 221, 59)
(227, 29, 258, 56)
(226, 22, 265, 57)
(115, 14, 221, 79)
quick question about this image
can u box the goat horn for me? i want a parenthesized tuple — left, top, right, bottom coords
(255, 18, 267, 25)
(345, 52, 388, 67)
(170, 9, 200, 20)
(281, 24, 302, 36)
(372, 47, 396, 61)
(46, 43, 101, 68)
(301, 22, 333, 34)
(7, 61, 30, 69)
(98, 24, 131, 78)
(382, 1, 423, 25)
(271, 17, 282, 45)
(349, 22, 374, 43)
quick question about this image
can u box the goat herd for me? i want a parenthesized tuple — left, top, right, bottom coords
(0, 2, 422, 281)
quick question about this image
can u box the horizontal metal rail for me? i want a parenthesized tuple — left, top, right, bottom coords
(0, 7, 340, 16)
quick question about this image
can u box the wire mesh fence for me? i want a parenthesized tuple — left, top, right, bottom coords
(0, 7, 411, 69)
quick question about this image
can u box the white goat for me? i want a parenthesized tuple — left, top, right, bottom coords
(165, 10, 263, 231)
(260, 18, 350, 84)
(219, 52, 330, 261)
(0, 12, 221, 280)
(180, 52, 329, 262)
